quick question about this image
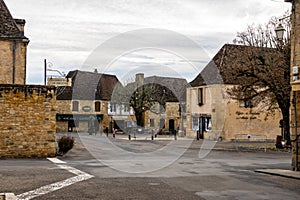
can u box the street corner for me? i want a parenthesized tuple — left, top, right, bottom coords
(0, 158, 75, 197)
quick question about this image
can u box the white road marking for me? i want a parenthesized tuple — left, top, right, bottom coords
(16, 158, 94, 200)
(47, 157, 66, 164)
(57, 164, 88, 176)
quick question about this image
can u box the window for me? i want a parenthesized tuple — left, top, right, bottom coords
(205, 117, 212, 131)
(192, 116, 199, 130)
(110, 103, 117, 112)
(244, 100, 254, 108)
(198, 88, 204, 106)
(124, 104, 130, 112)
(240, 99, 254, 108)
(150, 119, 155, 127)
(72, 101, 79, 111)
(95, 101, 101, 112)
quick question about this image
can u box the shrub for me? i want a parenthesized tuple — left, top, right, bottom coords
(57, 136, 74, 155)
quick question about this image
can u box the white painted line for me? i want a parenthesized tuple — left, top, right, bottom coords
(47, 157, 66, 164)
(16, 158, 94, 200)
(57, 164, 88, 176)
(16, 174, 94, 200)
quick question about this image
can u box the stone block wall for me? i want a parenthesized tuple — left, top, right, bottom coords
(0, 40, 27, 85)
(290, 0, 300, 170)
(0, 85, 57, 158)
(186, 84, 281, 141)
(291, 90, 300, 170)
(144, 102, 181, 132)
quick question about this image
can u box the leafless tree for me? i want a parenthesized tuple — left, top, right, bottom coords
(228, 13, 291, 144)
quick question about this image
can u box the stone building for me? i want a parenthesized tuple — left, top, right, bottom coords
(55, 70, 135, 133)
(0, 0, 56, 157)
(286, 0, 300, 170)
(186, 44, 282, 141)
(0, 0, 29, 84)
(129, 73, 187, 134)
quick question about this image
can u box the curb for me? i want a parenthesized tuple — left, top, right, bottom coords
(255, 169, 300, 180)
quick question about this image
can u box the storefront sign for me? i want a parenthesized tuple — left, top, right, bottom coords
(56, 114, 103, 121)
(82, 106, 91, 112)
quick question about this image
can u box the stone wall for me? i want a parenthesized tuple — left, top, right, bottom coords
(0, 40, 27, 85)
(0, 85, 57, 157)
(290, 0, 300, 170)
(186, 84, 281, 141)
(144, 102, 181, 133)
(56, 99, 111, 132)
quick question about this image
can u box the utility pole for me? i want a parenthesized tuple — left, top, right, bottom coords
(44, 59, 47, 85)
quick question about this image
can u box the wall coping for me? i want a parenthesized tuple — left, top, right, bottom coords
(0, 84, 56, 97)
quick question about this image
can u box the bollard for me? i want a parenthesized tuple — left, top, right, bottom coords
(129, 134, 131, 140)
(151, 135, 154, 140)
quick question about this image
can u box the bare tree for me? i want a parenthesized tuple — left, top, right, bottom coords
(129, 83, 176, 127)
(227, 13, 291, 145)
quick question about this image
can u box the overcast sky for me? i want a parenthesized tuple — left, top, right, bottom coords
(5, 0, 291, 84)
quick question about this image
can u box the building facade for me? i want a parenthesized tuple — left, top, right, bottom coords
(287, 0, 300, 170)
(0, 0, 29, 84)
(0, 0, 56, 157)
(54, 70, 135, 133)
(186, 44, 282, 141)
(128, 73, 187, 135)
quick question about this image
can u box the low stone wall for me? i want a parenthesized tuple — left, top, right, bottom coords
(0, 84, 57, 158)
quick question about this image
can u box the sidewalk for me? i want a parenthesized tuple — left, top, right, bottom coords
(255, 169, 300, 180)
(213, 140, 300, 180)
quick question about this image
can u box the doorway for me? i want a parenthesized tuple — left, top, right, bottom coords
(169, 119, 175, 134)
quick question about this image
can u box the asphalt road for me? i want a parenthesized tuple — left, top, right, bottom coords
(1, 133, 299, 200)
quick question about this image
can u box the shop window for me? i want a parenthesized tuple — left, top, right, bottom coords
(95, 101, 101, 112)
(72, 101, 79, 111)
(192, 116, 199, 130)
(205, 117, 212, 131)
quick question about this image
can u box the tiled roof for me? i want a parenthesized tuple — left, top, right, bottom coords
(57, 70, 122, 100)
(126, 75, 187, 102)
(144, 76, 187, 102)
(0, 0, 24, 39)
(190, 44, 265, 87)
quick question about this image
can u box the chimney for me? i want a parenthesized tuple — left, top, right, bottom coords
(135, 73, 144, 86)
(14, 19, 26, 36)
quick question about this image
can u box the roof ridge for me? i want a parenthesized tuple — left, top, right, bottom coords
(145, 75, 186, 81)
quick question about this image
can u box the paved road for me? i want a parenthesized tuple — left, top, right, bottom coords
(1, 133, 299, 200)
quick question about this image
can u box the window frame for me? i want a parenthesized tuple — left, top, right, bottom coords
(95, 101, 101, 112)
(198, 88, 204, 106)
(72, 101, 79, 112)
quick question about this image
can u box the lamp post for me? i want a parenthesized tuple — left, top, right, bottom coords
(275, 22, 285, 41)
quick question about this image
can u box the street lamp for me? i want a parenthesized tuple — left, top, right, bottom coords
(275, 22, 285, 41)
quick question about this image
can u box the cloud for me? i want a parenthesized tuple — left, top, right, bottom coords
(5, 0, 292, 84)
